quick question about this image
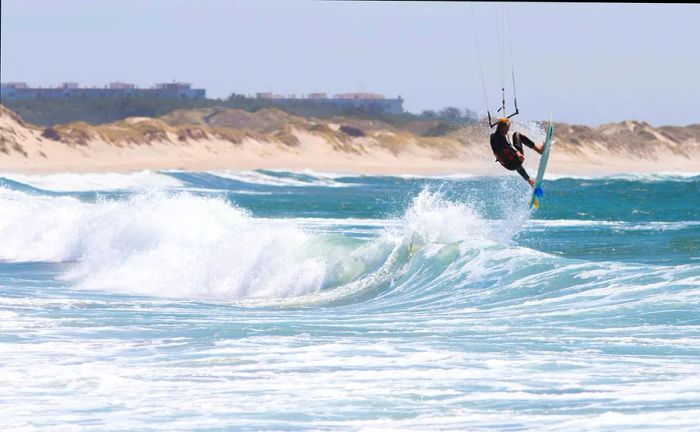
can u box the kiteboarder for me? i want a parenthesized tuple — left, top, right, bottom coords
(490, 117, 544, 187)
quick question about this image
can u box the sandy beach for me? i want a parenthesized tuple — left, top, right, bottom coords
(1, 105, 698, 176)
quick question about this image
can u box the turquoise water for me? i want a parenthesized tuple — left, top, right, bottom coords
(1, 170, 699, 430)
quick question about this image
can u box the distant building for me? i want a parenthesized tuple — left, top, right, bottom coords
(109, 82, 136, 89)
(0, 81, 206, 100)
(3, 82, 28, 89)
(328, 93, 403, 114)
(333, 92, 385, 100)
(256, 92, 287, 99)
(255, 91, 403, 114)
(0, 81, 403, 114)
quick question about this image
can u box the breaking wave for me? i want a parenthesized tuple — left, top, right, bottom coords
(1, 184, 697, 319)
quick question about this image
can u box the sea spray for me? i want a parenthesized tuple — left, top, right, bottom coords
(0, 188, 332, 299)
(61, 191, 337, 300)
(0, 170, 182, 192)
(0, 185, 522, 302)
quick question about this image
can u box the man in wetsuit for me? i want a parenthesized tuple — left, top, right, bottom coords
(490, 117, 544, 187)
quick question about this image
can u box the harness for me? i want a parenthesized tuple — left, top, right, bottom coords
(494, 147, 519, 167)
(492, 134, 520, 169)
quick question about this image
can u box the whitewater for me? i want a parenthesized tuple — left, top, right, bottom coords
(1, 169, 699, 431)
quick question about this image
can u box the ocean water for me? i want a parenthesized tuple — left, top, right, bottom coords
(1, 169, 699, 431)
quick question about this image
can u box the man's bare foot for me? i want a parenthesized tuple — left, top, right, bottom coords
(534, 143, 545, 155)
(527, 178, 535, 188)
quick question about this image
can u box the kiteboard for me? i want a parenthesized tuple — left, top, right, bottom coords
(529, 119, 554, 209)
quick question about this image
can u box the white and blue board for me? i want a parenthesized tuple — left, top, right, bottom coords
(529, 120, 554, 209)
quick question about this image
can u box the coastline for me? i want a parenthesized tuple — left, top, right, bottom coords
(3, 151, 698, 177)
(1, 105, 698, 176)
(3, 158, 699, 177)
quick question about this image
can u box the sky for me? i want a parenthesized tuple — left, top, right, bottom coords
(2, 0, 699, 126)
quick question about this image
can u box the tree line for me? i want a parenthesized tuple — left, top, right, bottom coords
(2, 94, 478, 133)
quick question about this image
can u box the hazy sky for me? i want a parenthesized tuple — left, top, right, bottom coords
(2, 1, 699, 126)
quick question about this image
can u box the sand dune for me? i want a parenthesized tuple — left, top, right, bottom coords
(1, 105, 698, 175)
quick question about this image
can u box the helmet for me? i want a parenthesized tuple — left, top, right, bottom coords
(497, 117, 511, 127)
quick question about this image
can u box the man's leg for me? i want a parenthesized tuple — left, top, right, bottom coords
(514, 132, 544, 155)
(512, 132, 525, 153)
(516, 165, 530, 180)
(516, 165, 536, 188)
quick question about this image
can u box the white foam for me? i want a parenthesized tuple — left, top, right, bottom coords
(0, 170, 182, 192)
(400, 189, 492, 245)
(545, 172, 700, 181)
(269, 168, 354, 180)
(0, 186, 510, 303)
(205, 170, 349, 187)
(529, 219, 619, 227)
(528, 219, 700, 231)
(0, 188, 358, 299)
(384, 173, 480, 180)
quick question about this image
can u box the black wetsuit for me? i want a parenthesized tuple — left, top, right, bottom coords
(490, 131, 537, 181)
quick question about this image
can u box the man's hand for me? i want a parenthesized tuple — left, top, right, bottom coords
(517, 151, 525, 162)
(534, 143, 545, 155)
